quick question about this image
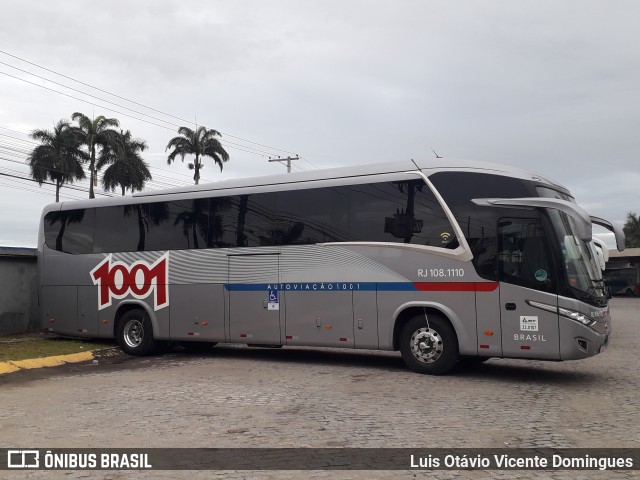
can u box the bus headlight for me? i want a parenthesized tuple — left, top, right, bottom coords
(558, 307, 594, 327)
(526, 300, 595, 328)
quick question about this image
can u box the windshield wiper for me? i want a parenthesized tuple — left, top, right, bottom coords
(582, 287, 606, 307)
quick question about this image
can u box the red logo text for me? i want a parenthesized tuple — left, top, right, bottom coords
(90, 253, 169, 311)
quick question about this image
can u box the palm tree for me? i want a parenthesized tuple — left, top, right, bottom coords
(174, 198, 211, 248)
(71, 112, 120, 198)
(28, 120, 88, 202)
(97, 130, 152, 196)
(165, 126, 229, 185)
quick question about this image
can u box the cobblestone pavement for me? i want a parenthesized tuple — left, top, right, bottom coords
(1, 298, 638, 479)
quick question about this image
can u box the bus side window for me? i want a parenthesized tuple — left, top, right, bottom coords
(498, 218, 556, 293)
(44, 209, 94, 254)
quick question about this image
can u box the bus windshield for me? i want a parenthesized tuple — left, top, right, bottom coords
(535, 185, 607, 304)
(550, 209, 606, 304)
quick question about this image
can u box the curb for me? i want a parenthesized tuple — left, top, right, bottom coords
(0, 351, 95, 375)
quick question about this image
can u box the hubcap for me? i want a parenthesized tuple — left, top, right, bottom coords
(123, 319, 144, 348)
(410, 327, 443, 363)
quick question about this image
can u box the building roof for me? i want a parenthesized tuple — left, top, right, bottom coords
(0, 246, 37, 258)
(609, 247, 640, 259)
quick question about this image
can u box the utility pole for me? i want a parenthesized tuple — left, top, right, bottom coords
(268, 155, 300, 173)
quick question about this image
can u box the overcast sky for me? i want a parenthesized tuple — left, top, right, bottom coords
(0, 0, 638, 248)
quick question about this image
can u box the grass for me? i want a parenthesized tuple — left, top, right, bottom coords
(0, 333, 116, 362)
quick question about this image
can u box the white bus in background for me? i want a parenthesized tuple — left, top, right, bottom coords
(591, 237, 610, 271)
(38, 159, 625, 374)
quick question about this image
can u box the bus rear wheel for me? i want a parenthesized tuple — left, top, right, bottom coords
(399, 313, 459, 375)
(117, 309, 157, 356)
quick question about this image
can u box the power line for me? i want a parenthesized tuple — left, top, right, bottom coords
(1, 128, 185, 194)
(0, 69, 289, 160)
(0, 50, 313, 161)
(0, 131, 214, 188)
(0, 60, 178, 128)
(0, 151, 192, 194)
(0, 178, 85, 201)
(0, 53, 317, 189)
(1, 60, 311, 161)
(0, 167, 114, 197)
(0, 155, 118, 197)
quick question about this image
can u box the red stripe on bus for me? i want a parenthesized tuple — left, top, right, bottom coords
(412, 282, 498, 292)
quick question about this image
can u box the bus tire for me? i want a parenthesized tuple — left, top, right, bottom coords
(399, 313, 459, 375)
(116, 309, 157, 356)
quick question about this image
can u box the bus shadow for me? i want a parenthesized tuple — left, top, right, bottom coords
(174, 345, 605, 385)
(176, 345, 408, 372)
(453, 359, 603, 385)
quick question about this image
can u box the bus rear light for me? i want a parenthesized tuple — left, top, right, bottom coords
(325, 325, 332, 329)
(101, 320, 109, 324)
(240, 333, 247, 338)
(200, 322, 208, 326)
(521, 346, 531, 350)
(479, 345, 490, 349)
(77, 329, 87, 333)
(188, 332, 200, 336)
(285, 336, 293, 340)
(483, 331, 493, 336)
(339, 338, 348, 342)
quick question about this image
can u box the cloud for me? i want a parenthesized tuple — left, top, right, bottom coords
(1, 0, 639, 246)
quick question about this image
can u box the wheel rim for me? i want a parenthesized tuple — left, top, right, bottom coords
(123, 318, 144, 348)
(409, 327, 443, 363)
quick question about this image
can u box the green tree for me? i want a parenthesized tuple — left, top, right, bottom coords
(71, 112, 120, 199)
(28, 119, 88, 202)
(97, 130, 152, 196)
(623, 212, 640, 248)
(165, 126, 229, 185)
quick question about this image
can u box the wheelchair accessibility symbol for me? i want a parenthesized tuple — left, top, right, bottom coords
(267, 289, 279, 310)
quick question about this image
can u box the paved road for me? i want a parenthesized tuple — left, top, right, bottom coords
(1, 298, 638, 479)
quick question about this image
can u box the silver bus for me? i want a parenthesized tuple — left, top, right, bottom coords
(38, 159, 625, 374)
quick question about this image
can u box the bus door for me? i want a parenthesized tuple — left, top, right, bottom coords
(497, 218, 560, 359)
(228, 254, 281, 344)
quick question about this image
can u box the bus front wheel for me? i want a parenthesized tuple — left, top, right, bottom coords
(116, 309, 157, 356)
(399, 313, 459, 375)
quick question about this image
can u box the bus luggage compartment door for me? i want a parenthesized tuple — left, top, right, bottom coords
(41, 285, 77, 336)
(77, 285, 99, 337)
(284, 290, 354, 348)
(228, 254, 281, 345)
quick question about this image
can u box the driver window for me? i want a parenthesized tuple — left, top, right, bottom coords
(498, 218, 556, 293)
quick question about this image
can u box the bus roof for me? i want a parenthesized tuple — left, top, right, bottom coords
(46, 158, 568, 213)
(132, 158, 566, 198)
